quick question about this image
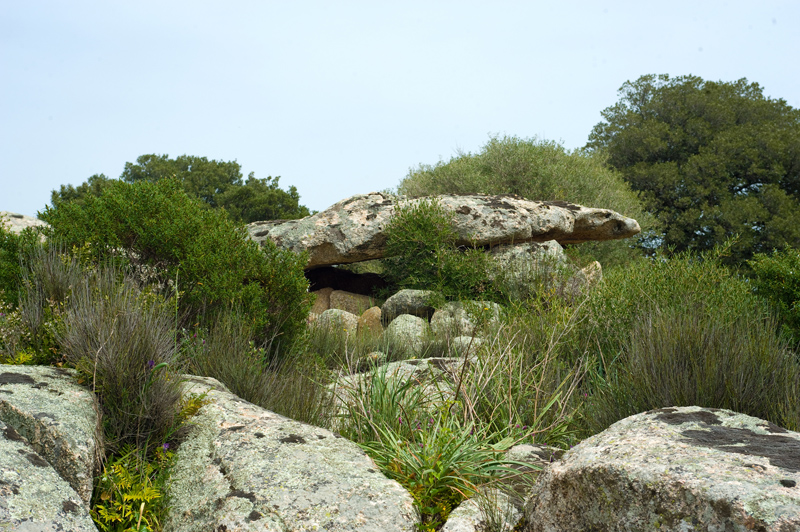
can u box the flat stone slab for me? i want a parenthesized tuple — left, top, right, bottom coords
(525, 406, 800, 531)
(0, 365, 101, 506)
(247, 193, 641, 268)
(165, 375, 418, 532)
(0, 419, 98, 531)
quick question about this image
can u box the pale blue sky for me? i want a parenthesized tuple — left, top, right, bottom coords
(2, 1, 798, 217)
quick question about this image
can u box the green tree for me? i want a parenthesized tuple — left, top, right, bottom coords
(51, 174, 115, 209)
(51, 154, 310, 223)
(40, 179, 311, 352)
(587, 74, 800, 264)
(397, 135, 652, 268)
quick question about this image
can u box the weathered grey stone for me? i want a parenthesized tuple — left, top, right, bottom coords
(430, 301, 501, 338)
(357, 306, 383, 338)
(0, 365, 101, 506)
(329, 290, 376, 316)
(0, 211, 48, 235)
(489, 240, 566, 267)
(315, 308, 359, 334)
(442, 488, 521, 532)
(449, 336, 484, 358)
(382, 289, 437, 323)
(382, 314, 432, 356)
(166, 375, 418, 532)
(525, 406, 800, 531)
(247, 193, 641, 268)
(0, 419, 98, 531)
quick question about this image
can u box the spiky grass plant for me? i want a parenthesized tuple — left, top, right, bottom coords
(57, 266, 185, 453)
(586, 305, 800, 433)
(186, 310, 335, 427)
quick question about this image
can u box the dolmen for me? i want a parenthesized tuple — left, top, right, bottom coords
(247, 193, 641, 268)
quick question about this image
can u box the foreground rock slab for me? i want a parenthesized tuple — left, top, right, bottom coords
(0, 365, 101, 506)
(525, 406, 800, 531)
(166, 375, 418, 532)
(0, 419, 98, 531)
(247, 193, 641, 268)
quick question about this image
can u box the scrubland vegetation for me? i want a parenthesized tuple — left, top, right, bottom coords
(2, 73, 799, 531)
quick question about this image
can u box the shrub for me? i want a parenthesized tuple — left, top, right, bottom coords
(39, 178, 311, 354)
(57, 266, 185, 453)
(382, 198, 498, 302)
(0, 218, 43, 307)
(397, 135, 653, 268)
(586, 305, 800, 434)
(580, 247, 800, 434)
(749, 247, 800, 346)
(185, 310, 334, 428)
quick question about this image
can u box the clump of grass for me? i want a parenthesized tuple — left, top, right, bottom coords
(586, 305, 800, 433)
(461, 302, 586, 449)
(57, 265, 185, 453)
(186, 310, 335, 427)
(579, 245, 800, 434)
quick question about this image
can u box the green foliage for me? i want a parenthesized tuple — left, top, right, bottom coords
(749, 247, 800, 345)
(587, 74, 800, 264)
(51, 174, 116, 210)
(382, 198, 498, 302)
(0, 217, 43, 307)
(92, 444, 174, 532)
(397, 135, 651, 268)
(52, 154, 310, 223)
(0, 245, 82, 365)
(40, 178, 311, 351)
(579, 247, 800, 434)
(359, 404, 522, 531)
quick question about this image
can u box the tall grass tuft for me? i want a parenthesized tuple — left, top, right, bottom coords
(57, 265, 185, 453)
(580, 246, 800, 434)
(16, 244, 84, 363)
(586, 305, 800, 433)
(186, 310, 335, 427)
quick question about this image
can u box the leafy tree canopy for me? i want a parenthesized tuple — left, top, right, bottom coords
(587, 74, 800, 264)
(397, 135, 652, 268)
(51, 154, 310, 223)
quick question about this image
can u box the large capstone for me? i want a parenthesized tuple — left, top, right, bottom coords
(247, 193, 641, 268)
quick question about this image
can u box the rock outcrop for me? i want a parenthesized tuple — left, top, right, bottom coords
(524, 406, 800, 531)
(165, 375, 419, 532)
(247, 193, 641, 268)
(0, 365, 101, 531)
(0, 212, 48, 235)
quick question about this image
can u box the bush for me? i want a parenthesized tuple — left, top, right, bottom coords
(57, 266, 185, 453)
(397, 135, 653, 268)
(186, 311, 334, 428)
(580, 247, 800, 434)
(749, 247, 800, 345)
(40, 178, 311, 354)
(0, 218, 43, 307)
(382, 198, 498, 302)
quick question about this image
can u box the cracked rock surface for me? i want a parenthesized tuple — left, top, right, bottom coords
(165, 375, 418, 532)
(247, 193, 641, 268)
(525, 406, 800, 531)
